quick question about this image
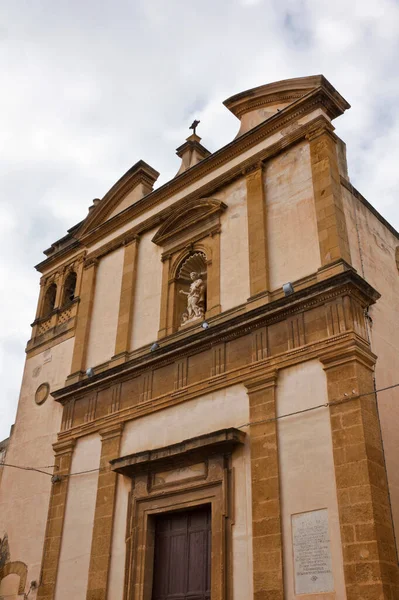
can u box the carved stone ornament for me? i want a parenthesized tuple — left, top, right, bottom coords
(35, 382, 50, 405)
(178, 253, 207, 325)
(179, 271, 206, 325)
(152, 197, 227, 247)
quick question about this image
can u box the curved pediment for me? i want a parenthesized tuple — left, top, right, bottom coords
(152, 198, 227, 246)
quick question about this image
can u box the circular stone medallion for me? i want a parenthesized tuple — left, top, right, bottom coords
(35, 382, 50, 405)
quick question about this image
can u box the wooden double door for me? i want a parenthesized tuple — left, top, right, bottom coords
(152, 505, 211, 600)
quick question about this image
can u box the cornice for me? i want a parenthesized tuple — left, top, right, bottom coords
(36, 86, 344, 273)
(51, 269, 379, 404)
(224, 75, 350, 119)
(36, 112, 335, 274)
(56, 332, 369, 443)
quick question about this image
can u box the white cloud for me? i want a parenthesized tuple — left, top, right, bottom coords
(0, 0, 398, 439)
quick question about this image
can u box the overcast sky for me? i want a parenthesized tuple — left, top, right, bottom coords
(1, 0, 398, 441)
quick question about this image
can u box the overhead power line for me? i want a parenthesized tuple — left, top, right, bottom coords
(1, 382, 398, 480)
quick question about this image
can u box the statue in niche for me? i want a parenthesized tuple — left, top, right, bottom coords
(179, 271, 206, 324)
(176, 252, 207, 326)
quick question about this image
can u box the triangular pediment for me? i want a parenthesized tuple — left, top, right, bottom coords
(77, 160, 159, 239)
(152, 198, 227, 246)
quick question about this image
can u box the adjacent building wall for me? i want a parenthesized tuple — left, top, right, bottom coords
(265, 141, 321, 290)
(85, 248, 124, 368)
(277, 360, 346, 599)
(0, 337, 74, 593)
(343, 186, 399, 543)
(108, 385, 253, 600)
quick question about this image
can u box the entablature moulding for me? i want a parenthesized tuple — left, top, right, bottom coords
(52, 270, 379, 442)
(35, 84, 342, 274)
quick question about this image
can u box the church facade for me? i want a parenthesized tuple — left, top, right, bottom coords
(1, 75, 399, 600)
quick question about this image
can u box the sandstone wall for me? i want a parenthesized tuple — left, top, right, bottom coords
(0, 338, 74, 592)
(343, 185, 399, 541)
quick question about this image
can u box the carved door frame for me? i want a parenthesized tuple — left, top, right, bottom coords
(111, 428, 245, 600)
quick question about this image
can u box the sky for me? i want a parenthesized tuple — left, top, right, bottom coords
(1, 0, 399, 440)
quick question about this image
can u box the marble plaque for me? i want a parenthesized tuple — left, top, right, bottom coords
(152, 462, 206, 488)
(292, 509, 334, 595)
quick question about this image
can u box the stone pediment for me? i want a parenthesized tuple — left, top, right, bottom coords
(223, 75, 350, 137)
(77, 160, 159, 238)
(152, 198, 227, 247)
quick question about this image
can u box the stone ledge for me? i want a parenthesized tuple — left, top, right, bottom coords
(110, 427, 245, 476)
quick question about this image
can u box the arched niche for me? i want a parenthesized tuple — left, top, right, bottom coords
(42, 282, 57, 318)
(0, 561, 27, 596)
(175, 252, 207, 328)
(154, 197, 225, 337)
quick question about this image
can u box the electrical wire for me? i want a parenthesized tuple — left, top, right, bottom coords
(1, 382, 399, 479)
(68, 467, 106, 477)
(0, 463, 53, 476)
(236, 382, 399, 429)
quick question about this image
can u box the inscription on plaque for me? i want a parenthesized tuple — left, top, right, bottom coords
(292, 509, 334, 595)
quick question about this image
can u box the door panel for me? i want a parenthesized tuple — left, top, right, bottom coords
(152, 505, 211, 600)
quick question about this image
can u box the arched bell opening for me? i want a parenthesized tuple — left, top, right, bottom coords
(175, 252, 207, 328)
(42, 283, 57, 318)
(62, 271, 77, 306)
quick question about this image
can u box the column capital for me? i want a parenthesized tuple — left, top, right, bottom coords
(99, 422, 124, 441)
(242, 161, 263, 177)
(244, 369, 278, 393)
(53, 437, 76, 456)
(319, 340, 376, 371)
(305, 115, 336, 142)
(123, 232, 140, 246)
(83, 257, 99, 270)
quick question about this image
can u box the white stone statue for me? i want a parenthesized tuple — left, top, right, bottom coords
(179, 272, 206, 324)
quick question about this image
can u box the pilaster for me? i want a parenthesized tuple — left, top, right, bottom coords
(244, 371, 283, 600)
(321, 343, 399, 599)
(206, 230, 221, 317)
(37, 439, 76, 600)
(68, 259, 98, 383)
(112, 236, 140, 363)
(246, 165, 269, 306)
(158, 255, 171, 339)
(307, 121, 352, 279)
(86, 423, 124, 600)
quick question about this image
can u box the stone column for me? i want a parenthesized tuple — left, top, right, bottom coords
(31, 279, 47, 339)
(245, 371, 283, 600)
(112, 235, 140, 364)
(37, 439, 75, 600)
(321, 343, 399, 600)
(307, 121, 352, 280)
(68, 259, 98, 383)
(86, 424, 124, 600)
(246, 165, 269, 306)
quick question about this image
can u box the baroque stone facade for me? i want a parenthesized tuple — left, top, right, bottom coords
(1, 75, 399, 600)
